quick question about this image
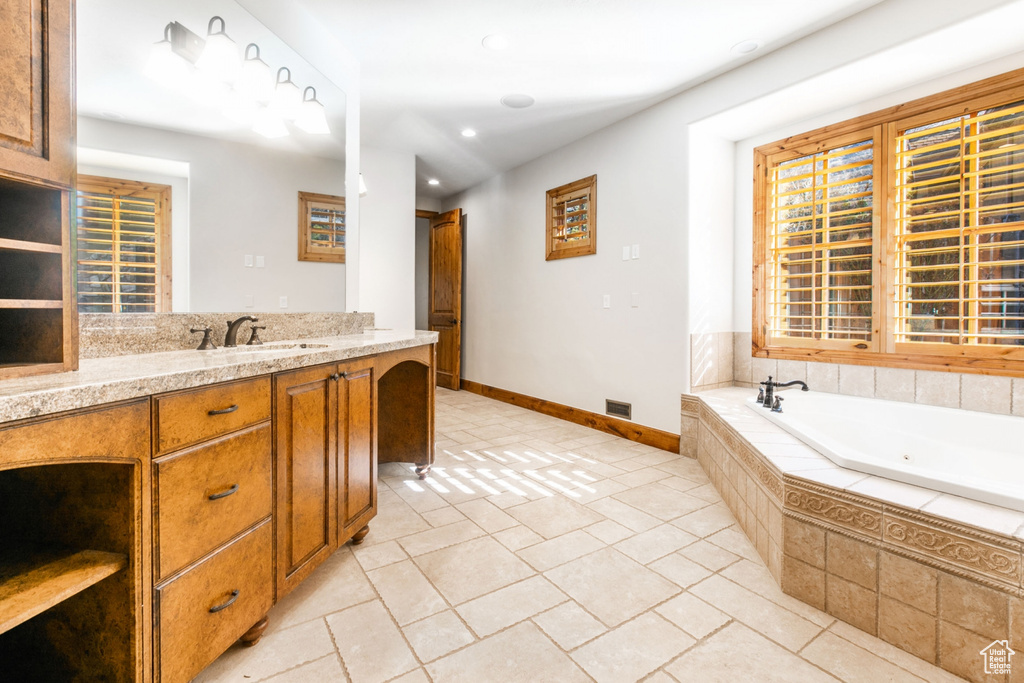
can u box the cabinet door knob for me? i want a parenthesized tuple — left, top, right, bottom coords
(207, 484, 239, 501)
(330, 372, 347, 381)
(208, 589, 240, 613)
(208, 404, 239, 416)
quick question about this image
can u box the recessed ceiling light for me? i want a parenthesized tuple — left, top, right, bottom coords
(461, 128, 477, 138)
(501, 94, 535, 109)
(482, 34, 509, 51)
(428, 179, 440, 186)
(731, 40, 760, 55)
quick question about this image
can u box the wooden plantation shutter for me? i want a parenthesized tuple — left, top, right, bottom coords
(546, 175, 597, 260)
(894, 99, 1024, 348)
(298, 191, 346, 263)
(75, 177, 171, 313)
(765, 137, 877, 349)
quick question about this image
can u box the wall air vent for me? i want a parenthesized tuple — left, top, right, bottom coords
(605, 400, 631, 420)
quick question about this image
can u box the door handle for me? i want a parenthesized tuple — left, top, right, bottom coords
(450, 318, 459, 325)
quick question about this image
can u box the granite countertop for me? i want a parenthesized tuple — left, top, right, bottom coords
(0, 329, 438, 423)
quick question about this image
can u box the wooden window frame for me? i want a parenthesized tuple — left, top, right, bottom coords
(75, 175, 172, 313)
(298, 191, 346, 263)
(546, 175, 597, 261)
(754, 66, 1024, 377)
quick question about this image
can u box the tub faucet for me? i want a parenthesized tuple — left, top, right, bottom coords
(759, 376, 809, 407)
(224, 315, 258, 347)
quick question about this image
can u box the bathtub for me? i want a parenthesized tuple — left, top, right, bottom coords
(747, 390, 1024, 513)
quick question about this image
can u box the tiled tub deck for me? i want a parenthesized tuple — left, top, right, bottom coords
(683, 389, 1023, 683)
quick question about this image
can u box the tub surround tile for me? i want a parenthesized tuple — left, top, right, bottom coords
(806, 362, 840, 394)
(847, 477, 941, 511)
(879, 551, 938, 615)
(826, 574, 878, 635)
(960, 373, 1013, 415)
(734, 332, 753, 386)
(878, 595, 938, 663)
(915, 371, 961, 409)
(751, 356, 778, 386)
(838, 364, 875, 398)
(1013, 379, 1024, 417)
(938, 621, 1000, 683)
(875, 367, 916, 403)
(827, 534, 878, 591)
(921, 494, 1024, 539)
(939, 574, 1010, 641)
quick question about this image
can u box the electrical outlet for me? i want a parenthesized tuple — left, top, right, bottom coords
(244, 294, 254, 307)
(244, 254, 253, 267)
(631, 244, 640, 259)
(622, 246, 630, 261)
(256, 255, 265, 268)
(279, 296, 288, 308)
(602, 294, 611, 309)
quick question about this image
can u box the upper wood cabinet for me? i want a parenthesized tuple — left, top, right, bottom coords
(0, 0, 77, 380)
(0, 0, 76, 189)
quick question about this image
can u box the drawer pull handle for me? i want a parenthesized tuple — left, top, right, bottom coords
(209, 589, 240, 613)
(208, 484, 239, 501)
(208, 404, 239, 416)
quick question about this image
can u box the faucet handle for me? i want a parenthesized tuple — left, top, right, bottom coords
(190, 326, 217, 350)
(246, 325, 266, 346)
(771, 396, 784, 413)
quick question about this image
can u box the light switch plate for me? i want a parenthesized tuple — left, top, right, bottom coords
(631, 292, 640, 308)
(631, 244, 640, 259)
(279, 296, 288, 308)
(244, 254, 253, 267)
(622, 246, 630, 261)
(602, 294, 611, 309)
(255, 255, 265, 268)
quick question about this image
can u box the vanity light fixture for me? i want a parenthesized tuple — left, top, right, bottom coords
(237, 43, 274, 102)
(294, 87, 331, 134)
(145, 22, 194, 88)
(195, 16, 241, 83)
(269, 67, 303, 120)
(461, 128, 477, 138)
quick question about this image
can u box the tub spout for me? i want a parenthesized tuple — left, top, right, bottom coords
(775, 380, 809, 392)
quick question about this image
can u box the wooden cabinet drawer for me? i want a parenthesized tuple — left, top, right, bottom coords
(153, 377, 270, 454)
(155, 423, 272, 579)
(156, 520, 273, 683)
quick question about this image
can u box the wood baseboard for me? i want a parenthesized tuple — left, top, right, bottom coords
(459, 380, 680, 454)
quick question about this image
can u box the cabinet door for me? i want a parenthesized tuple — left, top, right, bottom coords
(274, 364, 337, 598)
(0, 0, 75, 187)
(337, 358, 376, 542)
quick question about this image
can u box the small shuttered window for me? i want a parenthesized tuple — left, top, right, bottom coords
(546, 175, 597, 260)
(766, 138, 876, 348)
(75, 176, 172, 313)
(894, 100, 1024, 347)
(298, 191, 346, 263)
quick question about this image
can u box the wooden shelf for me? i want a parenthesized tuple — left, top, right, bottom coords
(0, 238, 61, 254)
(0, 299, 63, 309)
(0, 550, 127, 635)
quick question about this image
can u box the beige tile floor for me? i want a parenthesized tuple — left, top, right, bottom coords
(195, 388, 967, 682)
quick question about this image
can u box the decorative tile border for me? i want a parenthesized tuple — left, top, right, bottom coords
(784, 483, 883, 540)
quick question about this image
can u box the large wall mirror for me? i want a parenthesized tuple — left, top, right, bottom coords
(76, 0, 349, 313)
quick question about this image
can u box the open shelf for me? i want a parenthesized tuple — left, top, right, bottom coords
(0, 549, 127, 635)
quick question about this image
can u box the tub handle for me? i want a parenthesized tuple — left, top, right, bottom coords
(771, 396, 784, 413)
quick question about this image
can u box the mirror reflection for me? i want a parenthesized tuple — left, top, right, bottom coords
(75, 0, 347, 313)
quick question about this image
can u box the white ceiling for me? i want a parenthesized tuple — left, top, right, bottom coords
(78, 0, 891, 197)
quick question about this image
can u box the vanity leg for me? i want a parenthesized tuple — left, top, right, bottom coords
(351, 525, 370, 545)
(239, 616, 269, 647)
(416, 464, 431, 480)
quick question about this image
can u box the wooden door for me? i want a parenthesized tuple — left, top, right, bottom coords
(273, 364, 337, 598)
(428, 208, 463, 390)
(336, 358, 376, 542)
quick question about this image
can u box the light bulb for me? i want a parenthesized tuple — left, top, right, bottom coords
(294, 87, 330, 134)
(237, 43, 274, 102)
(269, 67, 302, 120)
(195, 16, 240, 84)
(145, 24, 191, 89)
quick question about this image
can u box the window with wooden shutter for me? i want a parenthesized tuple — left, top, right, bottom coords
(75, 176, 172, 313)
(766, 138, 877, 349)
(894, 99, 1024, 348)
(546, 175, 596, 260)
(753, 65, 1024, 375)
(298, 191, 346, 263)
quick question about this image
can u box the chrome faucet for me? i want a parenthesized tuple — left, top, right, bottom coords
(224, 315, 258, 347)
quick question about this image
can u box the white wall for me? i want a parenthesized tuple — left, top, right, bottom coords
(77, 117, 346, 312)
(358, 146, 416, 329)
(441, 0, 1023, 435)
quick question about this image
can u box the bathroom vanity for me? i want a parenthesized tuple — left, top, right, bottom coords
(0, 331, 437, 682)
